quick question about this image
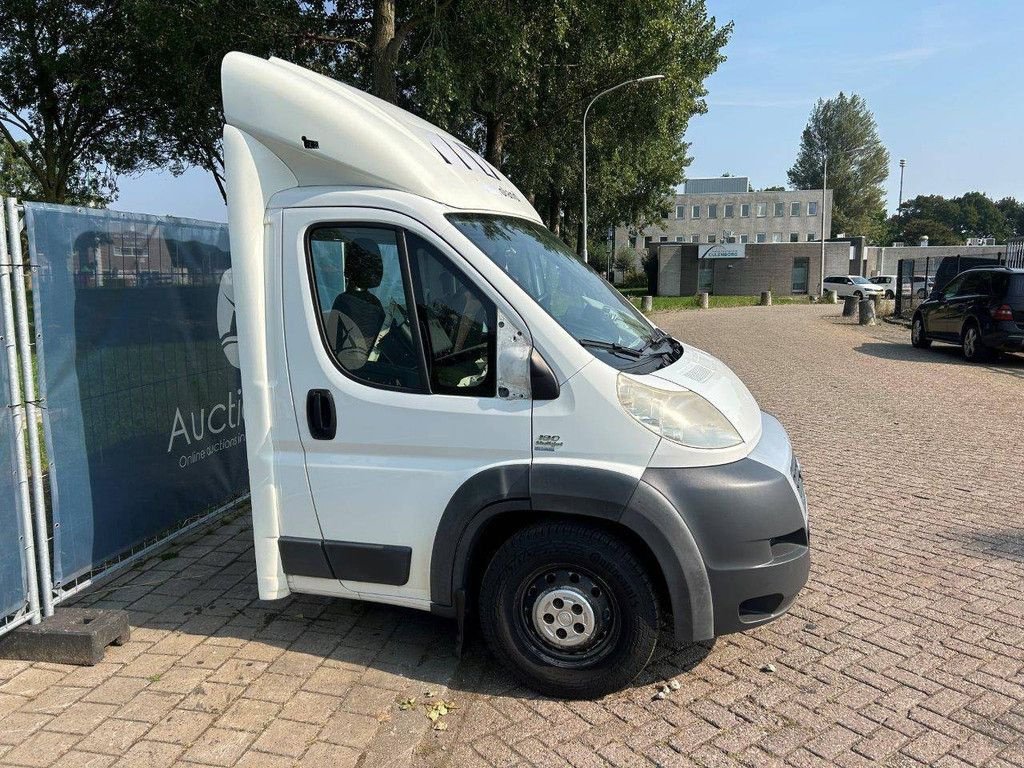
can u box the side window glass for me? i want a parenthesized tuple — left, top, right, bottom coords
(308, 226, 424, 391)
(406, 234, 496, 397)
(942, 277, 962, 299)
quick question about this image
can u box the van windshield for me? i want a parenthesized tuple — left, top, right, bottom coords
(447, 214, 664, 362)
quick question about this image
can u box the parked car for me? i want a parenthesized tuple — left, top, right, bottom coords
(869, 274, 934, 299)
(931, 255, 1003, 299)
(220, 52, 810, 699)
(911, 267, 1024, 361)
(823, 275, 886, 299)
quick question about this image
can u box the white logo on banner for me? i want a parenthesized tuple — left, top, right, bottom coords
(217, 269, 240, 368)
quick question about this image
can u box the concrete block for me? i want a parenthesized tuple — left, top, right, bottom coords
(0, 608, 130, 666)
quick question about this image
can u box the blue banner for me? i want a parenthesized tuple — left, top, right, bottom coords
(0, 284, 28, 619)
(24, 204, 248, 585)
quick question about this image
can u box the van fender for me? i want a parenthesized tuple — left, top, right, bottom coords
(429, 463, 714, 643)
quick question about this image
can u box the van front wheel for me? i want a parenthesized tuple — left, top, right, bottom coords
(478, 522, 660, 699)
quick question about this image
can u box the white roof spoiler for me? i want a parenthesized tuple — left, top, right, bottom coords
(220, 52, 541, 221)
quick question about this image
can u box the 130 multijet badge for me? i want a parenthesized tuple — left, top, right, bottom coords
(534, 434, 563, 452)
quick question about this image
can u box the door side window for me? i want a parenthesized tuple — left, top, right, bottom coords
(941, 276, 963, 299)
(406, 234, 497, 397)
(956, 272, 988, 297)
(307, 226, 425, 391)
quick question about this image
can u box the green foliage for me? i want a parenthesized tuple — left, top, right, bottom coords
(761, 185, 786, 192)
(636, 294, 804, 312)
(125, 0, 322, 200)
(787, 93, 890, 243)
(0, 139, 39, 200)
(411, 0, 731, 246)
(887, 191, 1018, 245)
(0, 1, 146, 203)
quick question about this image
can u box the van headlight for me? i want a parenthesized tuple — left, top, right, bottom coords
(616, 374, 742, 449)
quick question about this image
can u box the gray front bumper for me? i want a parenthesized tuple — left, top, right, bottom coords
(641, 413, 810, 636)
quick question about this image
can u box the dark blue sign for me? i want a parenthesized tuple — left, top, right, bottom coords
(24, 204, 248, 585)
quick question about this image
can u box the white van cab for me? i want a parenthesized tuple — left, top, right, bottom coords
(221, 53, 810, 698)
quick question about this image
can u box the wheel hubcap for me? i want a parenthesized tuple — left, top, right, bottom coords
(518, 567, 616, 661)
(531, 586, 596, 648)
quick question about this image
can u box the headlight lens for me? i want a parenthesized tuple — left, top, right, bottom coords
(616, 374, 742, 449)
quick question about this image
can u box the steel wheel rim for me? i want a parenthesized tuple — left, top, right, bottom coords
(514, 564, 619, 666)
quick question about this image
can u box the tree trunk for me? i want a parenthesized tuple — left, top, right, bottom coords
(369, 0, 398, 103)
(484, 115, 506, 169)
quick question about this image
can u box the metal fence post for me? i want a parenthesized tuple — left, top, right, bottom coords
(0, 198, 41, 624)
(7, 199, 54, 617)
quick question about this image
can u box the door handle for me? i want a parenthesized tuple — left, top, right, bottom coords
(306, 389, 337, 440)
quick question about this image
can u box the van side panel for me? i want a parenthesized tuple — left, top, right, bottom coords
(223, 126, 298, 600)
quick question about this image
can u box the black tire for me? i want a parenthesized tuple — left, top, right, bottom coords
(885, 290, 895, 299)
(854, 290, 863, 299)
(478, 522, 660, 699)
(911, 315, 931, 348)
(962, 322, 990, 362)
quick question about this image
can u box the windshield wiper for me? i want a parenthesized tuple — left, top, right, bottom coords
(576, 338, 643, 359)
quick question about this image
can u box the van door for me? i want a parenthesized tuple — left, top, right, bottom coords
(280, 207, 532, 604)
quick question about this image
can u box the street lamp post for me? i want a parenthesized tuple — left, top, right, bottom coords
(898, 158, 906, 213)
(582, 74, 665, 263)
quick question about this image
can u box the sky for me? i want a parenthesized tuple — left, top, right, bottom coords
(112, 0, 1024, 222)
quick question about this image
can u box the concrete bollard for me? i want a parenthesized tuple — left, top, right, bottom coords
(842, 296, 858, 317)
(826, 289, 838, 304)
(858, 298, 876, 325)
(699, 292, 709, 309)
(641, 295, 653, 313)
(760, 290, 772, 306)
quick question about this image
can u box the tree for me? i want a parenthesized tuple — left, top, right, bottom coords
(996, 197, 1024, 238)
(413, 0, 731, 247)
(127, 0, 321, 201)
(886, 191, 1017, 245)
(0, 139, 40, 200)
(788, 93, 889, 242)
(0, 1, 160, 204)
(761, 185, 786, 192)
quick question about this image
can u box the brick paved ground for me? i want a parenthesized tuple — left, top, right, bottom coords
(1, 305, 1022, 767)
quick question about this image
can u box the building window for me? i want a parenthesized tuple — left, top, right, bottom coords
(691, 205, 700, 219)
(772, 232, 783, 243)
(756, 203, 767, 217)
(676, 205, 685, 219)
(725, 234, 737, 243)
(628, 235, 637, 248)
(774, 202, 785, 217)
(707, 234, 716, 244)
(791, 202, 801, 216)
(739, 234, 749, 244)
(690, 234, 699, 243)
(741, 203, 750, 217)
(659, 236, 668, 242)
(790, 232, 799, 242)
(644, 236, 652, 247)
(708, 204, 718, 219)
(675, 236, 684, 242)
(807, 233, 817, 242)
(792, 257, 810, 294)
(724, 204, 734, 218)
(756, 233, 767, 243)
(808, 201, 818, 216)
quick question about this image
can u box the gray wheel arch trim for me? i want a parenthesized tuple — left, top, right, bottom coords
(429, 463, 714, 644)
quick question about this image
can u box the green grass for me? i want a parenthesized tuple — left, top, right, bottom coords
(632, 294, 810, 313)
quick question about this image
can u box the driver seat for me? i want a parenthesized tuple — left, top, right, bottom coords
(326, 239, 386, 370)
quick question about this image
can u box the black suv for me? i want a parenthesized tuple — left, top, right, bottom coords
(912, 267, 1024, 362)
